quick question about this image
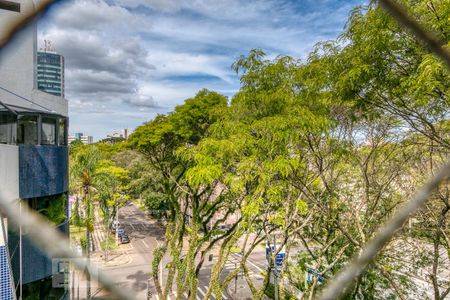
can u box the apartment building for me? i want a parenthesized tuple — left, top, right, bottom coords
(0, 1, 69, 299)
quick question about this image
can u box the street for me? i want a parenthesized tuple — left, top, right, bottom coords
(82, 202, 267, 300)
(87, 202, 163, 299)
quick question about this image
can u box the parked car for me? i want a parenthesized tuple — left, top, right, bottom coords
(117, 227, 125, 237)
(110, 221, 120, 230)
(120, 234, 130, 244)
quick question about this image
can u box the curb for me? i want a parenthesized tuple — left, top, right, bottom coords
(93, 249, 133, 268)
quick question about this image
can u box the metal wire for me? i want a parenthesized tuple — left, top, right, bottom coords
(1, 4, 137, 300)
(319, 1, 450, 298)
(378, 0, 450, 67)
(319, 158, 450, 299)
(1, 1, 450, 300)
(0, 0, 52, 47)
(0, 194, 136, 300)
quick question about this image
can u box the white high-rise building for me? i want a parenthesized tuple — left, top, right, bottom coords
(0, 2, 69, 299)
(107, 128, 133, 139)
(68, 132, 93, 145)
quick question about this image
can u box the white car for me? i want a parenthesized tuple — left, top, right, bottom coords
(111, 221, 120, 229)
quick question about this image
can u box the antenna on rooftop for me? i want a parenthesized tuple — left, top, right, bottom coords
(40, 39, 54, 52)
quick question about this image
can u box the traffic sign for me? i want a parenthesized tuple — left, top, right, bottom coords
(306, 268, 325, 285)
(266, 244, 286, 271)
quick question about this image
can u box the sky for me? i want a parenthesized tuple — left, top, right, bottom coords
(38, 0, 362, 140)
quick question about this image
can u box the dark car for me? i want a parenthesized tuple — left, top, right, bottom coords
(117, 227, 125, 237)
(120, 234, 130, 244)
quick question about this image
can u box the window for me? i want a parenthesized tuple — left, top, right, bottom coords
(41, 117, 56, 145)
(17, 115, 38, 144)
(0, 112, 16, 144)
(58, 118, 67, 145)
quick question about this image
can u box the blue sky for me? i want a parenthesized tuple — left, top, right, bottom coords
(39, 0, 362, 140)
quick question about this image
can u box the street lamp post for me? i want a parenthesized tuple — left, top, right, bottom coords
(234, 262, 238, 300)
(105, 210, 110, 263)
(115, 203, 119, 243)
(273, 236, 278, 300)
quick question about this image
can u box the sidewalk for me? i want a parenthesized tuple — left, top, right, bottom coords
(91, 206, 106, 252)
(90, 205, 132, 267)
(91, 247, 132, 267)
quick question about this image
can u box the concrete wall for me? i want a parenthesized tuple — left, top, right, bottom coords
(19, 145, 69, 199)
(0, 145, 19, 203)
(0, 1, 36, 93)
(0, 0, 68, 117)
(1, 4, 69, 293)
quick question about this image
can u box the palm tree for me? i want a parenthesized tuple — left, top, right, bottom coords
(70, 146, 101, 299)
(94, 172, 117, 262)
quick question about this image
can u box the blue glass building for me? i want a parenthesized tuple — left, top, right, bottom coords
(37, 51, 65, 97)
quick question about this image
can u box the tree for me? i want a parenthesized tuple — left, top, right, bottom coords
(292, 1, 450, 298)
(69, 145, 102, 299)
(124, 1, 450, 298)
(95, 160, 130, 228)
(129, 89, 229, 299)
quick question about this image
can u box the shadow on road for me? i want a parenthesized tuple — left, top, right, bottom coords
(126, 270, 149, 291)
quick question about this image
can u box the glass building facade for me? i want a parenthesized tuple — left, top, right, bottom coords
(0, 108, 67, 147)
(37, 51, 65, 97)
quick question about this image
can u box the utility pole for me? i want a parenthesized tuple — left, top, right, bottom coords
(86, 189, 91, 299)
(105, 209, 109, 263)
(159, 243, 163, 288)
(234, 262, 238, 300)
(115, 203, 119, 243)
(273, 236, 278, 300)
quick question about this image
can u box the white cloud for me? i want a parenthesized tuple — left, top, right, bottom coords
(39, 0, 359, 139)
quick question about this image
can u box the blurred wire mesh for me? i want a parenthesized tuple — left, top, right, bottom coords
(0, 1, 449, 300)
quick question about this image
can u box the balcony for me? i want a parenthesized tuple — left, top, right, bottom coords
(0, 105, 68, 199)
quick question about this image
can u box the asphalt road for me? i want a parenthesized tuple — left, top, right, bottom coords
(87, 202, 267, 300)
(87, 202, 164, 299)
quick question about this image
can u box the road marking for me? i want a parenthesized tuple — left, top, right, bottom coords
(142, 239, 150, 248)
(198, 286, 206, 297)
(130, 223, 135, 230)
(233, 253, 263, 273)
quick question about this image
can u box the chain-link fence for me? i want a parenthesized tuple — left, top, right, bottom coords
(0, 1, 449, 299)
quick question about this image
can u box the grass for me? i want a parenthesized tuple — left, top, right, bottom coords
(70, 225, 86, 241)
(101, 234, 119, 251)
(230, 246, 242, 253)
(264, 282, 294, 300)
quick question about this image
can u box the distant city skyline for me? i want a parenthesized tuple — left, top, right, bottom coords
(38, 0, 361, 140)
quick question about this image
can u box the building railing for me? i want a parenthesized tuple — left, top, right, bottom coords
(0, 1, 449, 300)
